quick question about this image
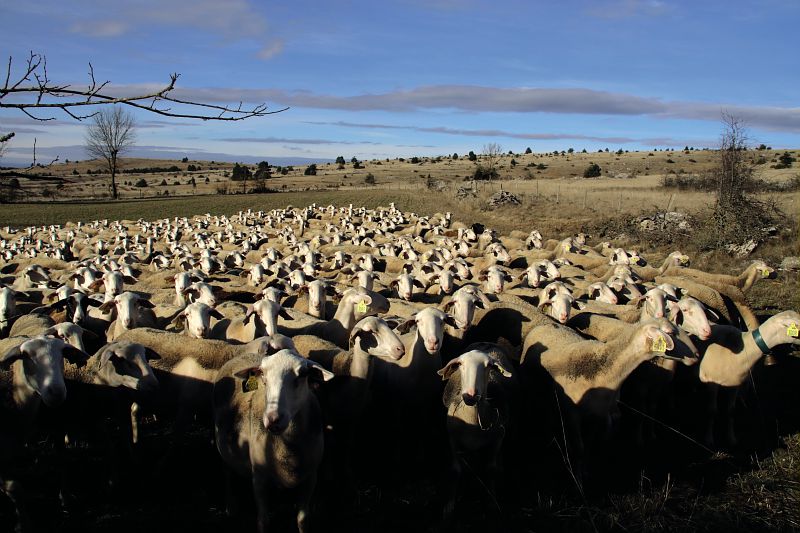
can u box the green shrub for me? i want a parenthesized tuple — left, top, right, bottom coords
(583, 163, 602, 178)
(134, 178, 148, 187)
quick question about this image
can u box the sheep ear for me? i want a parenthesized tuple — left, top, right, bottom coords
(88, 280, 104, 291)
(85, 297, 102, 308)
(413, 278, 427, 289)
(279, 308, 293, 320)
(123, 276, 137, 284)
(98, 300, 116, 313)
(63, 346, 90, 368)
(437, 359, 461, 380)
(443, 300, 455, 312)
(705, 307, 721, 322)
(233, 366, 262, 380)
(395, 317, 417, 334)
(50, 298, 69, 311)
(170, 313, 187, 331)
(389, 280, 398, 290)
(144, 347, 161, 360)
(571, 299, 586, 310)
(210, 309, 225, 320)
(0, 345, 24, 370)
(137, 299, 155, 309)
(243, 305, 255, 323)
(383, 318, 401, 330)
(633, 296, 646, 309)
(444, 313, 459, 329)
(303, 360, 335, 383)
(644, 326, 675, 353)
(349, 327, 371, 349)
(490, 360, 513, 378)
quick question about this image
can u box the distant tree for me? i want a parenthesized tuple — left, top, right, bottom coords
(134, 178, 148, 187)
(452, 153, 458, 159)
(510, 159, 517, 167)
(160, 179, 168, 186)
(351, 156, 358, 164)
(85, 106, 136, 200)
(525, 147, 532, 154)
(410, 156, 421, 164)
(777, 151, 795, 168)
(567, 148, 574, 154)
(181, 156, 189, 163)
(187, 164, 197, 171)
(468, 151, 477, 161)
(255, 161, 271, 180)
(757, 144, 767, 151)
(583, 163, 602, 178)
(616, 149, 624, 155)
(231, 163, 251, 181)
(581, 148, 587, 153)
(281, 167, 289, 175)
(335, 156, 346, 165)
(304, 163, 317, 176)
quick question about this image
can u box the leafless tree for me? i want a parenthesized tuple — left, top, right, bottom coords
(716, 112, 754, 209)
(85, 107, 136, 200)
(1, 52, 285, 123)
(479, 142, 503, 180)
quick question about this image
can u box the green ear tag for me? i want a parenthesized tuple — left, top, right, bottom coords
(356, 300, 368, 314)
(788, 323, 799, 338)
(651, 336, 667, 353)
(243, 375, 259, 393)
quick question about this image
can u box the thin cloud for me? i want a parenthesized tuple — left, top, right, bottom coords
(156, 84, 800, 132)
(216, 136, 379, 145)
(69, 20, 127, 38)
(305, 120, 712, 147)
(257, 39, 285, 60)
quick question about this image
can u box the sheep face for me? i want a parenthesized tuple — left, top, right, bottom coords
(540, 294, 583, 324)
(438, 350, 512, 406)
(44, 322, 91, 352)
(399, 308, 457, 354)
(0, 286, 17, 333)
(637, 288, 674, 320)
(349, 317, 405, 360)
(481, 266, 512, 295)
(445, 290, 485, 330)
(251, 299, 291, 337)
(761, 311, 800, 348)
(181, 302, 223, 339)
(96, 341, 159, 392)
(1, 337, 89, 407)
(235, 350, 333, 434)
(102, 271, 125, 300)
(587, 283, 618, 305)
(668, 297, 712, 340)
(100, 292, 154, 330)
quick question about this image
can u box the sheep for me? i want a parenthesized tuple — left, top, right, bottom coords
(438, 343, 517, 524)
(97, 292, 158, 342)
(8, 312, 55, 337)
(212, 349, 334, 533)
(291, 317, 405, 506)
(654, 275, 754, 330)
(479, 265, 514, 294)
(210, 299, 292, 343)
(520, 318, 689, 474)
(279, 287, 390, 349)
(390, 272, 426, 301)
(695, 310, 800, 447)
(170, 301, 224, 339)
(0, 336, 90, 531)
(661, 259, 774, 293)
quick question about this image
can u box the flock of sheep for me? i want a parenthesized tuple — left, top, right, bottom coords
(0, 202, 797, 532)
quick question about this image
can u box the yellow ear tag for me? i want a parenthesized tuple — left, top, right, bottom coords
(651, 336, 667, 353)
(244, 375, 259, 393)
(788, 323, 799, 338)
(761, 269, 770, 278)
(356, 300, 368, 314)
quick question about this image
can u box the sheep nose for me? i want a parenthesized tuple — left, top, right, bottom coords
(426, 339, 439, 352)
(264, 411, 286, 433)
(559, 314, 568, 323)
(462, 392, 479, 406)
(393, 344, 405, 358)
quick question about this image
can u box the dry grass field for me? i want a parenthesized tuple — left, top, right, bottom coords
(1, 148, 799, 532)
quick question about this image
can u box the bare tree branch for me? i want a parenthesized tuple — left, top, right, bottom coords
(0, 52, 287, 122)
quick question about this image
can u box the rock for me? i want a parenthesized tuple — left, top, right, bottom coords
(780, 256, 800, 271)
(487, 191, 521, 208)
(455, 186, 477, 200)
(725, 239, 758, 257)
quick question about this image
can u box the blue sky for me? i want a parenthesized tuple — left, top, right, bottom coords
(1, 0, 798, 165)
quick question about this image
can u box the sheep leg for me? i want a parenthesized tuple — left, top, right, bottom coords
(252, 473, 273, 533)
(701, 383, 719, 449)
(440, 449, 462, 529)
(720, 386, 739, 448)
(294, 475, 316, 533)
(2, 478, 30, 533)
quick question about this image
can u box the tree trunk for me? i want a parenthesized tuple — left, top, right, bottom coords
(110, 152, 118, 200)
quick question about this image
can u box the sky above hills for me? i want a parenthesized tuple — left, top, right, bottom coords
(1, 0, 798, 166)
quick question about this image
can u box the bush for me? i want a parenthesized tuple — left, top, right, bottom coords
(525, 147, 532, 154)
(181, 157, 189, 163)
(364, 173, 375, 185)
(160, 179, 168, 186)
(72, 169, 79, 175)
(134, 178, 148, 187)
(304, 164, 317, 176)
(472, 165, 498, 181)
(468, 151, 477, 161)
(583, 163, 602, 178)
(187, 164, 197, 172)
